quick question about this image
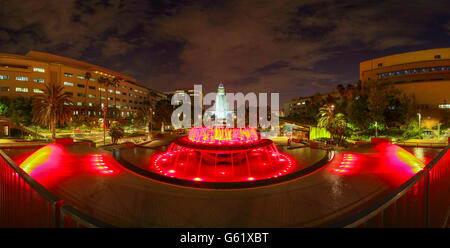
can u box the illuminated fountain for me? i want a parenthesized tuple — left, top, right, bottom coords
(149, 126, 298, 184)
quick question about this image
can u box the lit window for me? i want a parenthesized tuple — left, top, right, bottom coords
(15, 87, 28, 92)
(33, 68, 45, 73)
(439, 104, 450, 109)
(33, 89, 44, 93)
(64, 72, 73, 77)
(89, 94, 96, 98)
(108, 97, 113, 100)
(89, 78, 96, 82)
(77, 102, 83, 106)
(88, 103, 93, 107)
(77, 75, 85, 79)
(64, 82, 74, 86)
(99, 88, 105, 92)
(116, 91, 120, 94)
(0, 75, 10, 80)
(108, 89, 114, 93)
(16, 76, 28, 81)
(33, 78, 45, 83)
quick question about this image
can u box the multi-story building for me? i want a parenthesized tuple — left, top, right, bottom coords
(0, 51, 151, 119)
(360, 48, 450, 128)
(283, 91, 342, 117)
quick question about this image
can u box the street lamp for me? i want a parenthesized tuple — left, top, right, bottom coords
(417, 113, 421, 138)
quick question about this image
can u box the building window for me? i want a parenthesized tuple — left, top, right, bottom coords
(439, 104, 450, 109)
(64, 72, 73, 77)
(108, 97, 113, 100)
(108, 89, 114, 93)
(77, 84, 85, 88)
(65, 92, 73, 96)
(16, 76, 28, 81)
(88, 103, 93, 107)
(89, 78, 96, 82)
(0, 87, 10, 91)
(88, 94, 96, 98)
(15, 87, 28, 92)
(33, 89, 44, 93)
(99, 88, 105, 92)
(64, 82, 74, 86)
(89, 86, 96, 90)
(33, 78, 45, 83)
(377, 63, 382, 67)
(77, 102, 83, 106)
(77, 93, 85, 97)
(33, 68, 45, 73)
(434, 55, 441, 59)
(77, 75, 85, 79)
(0, 75, 10, 80)
(116, 91, 120, 94)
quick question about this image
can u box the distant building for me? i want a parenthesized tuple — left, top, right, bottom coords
(360, 47, 450, 128)
(283, 91, 342, 117)
(0, 51, 155, 119)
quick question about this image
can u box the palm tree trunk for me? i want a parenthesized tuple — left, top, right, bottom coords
(84, 79, 88, 116)
(52, 114, 56, 139)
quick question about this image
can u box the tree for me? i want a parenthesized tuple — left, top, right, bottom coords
(108, 121, 124, 144)
(335, 113, 348, 145)
(112, 77, 119, 118)
(9, 97, 33, 138)
(136, 104, 153, 138)
(32, 83, 74, 139)
(317, 104, 337, 143)
(0, 96, 10, 116)
(367, 82, 390, 137)
(347, 94, 371, 131)
(153, 99, 173, 129)
(97, 77, 108, 145)
(83, 72, 91, 117)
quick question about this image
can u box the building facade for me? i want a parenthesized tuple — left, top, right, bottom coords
(360, 48, 450, 128)
(0, 51, 151, 119)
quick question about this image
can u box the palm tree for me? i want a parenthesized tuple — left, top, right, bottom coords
(335, 113, 347, 145)
(32, 83, 74, 139)
(112, 77, 119, 118)
(317, 104, 337, 143)
(83, 72, 91, 118)
(136, 104, 153, 138)
(97, 76, 107, 145)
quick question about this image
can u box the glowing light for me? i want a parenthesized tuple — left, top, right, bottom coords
(188, 127, 259, 144)
(150, 127, 298, 183)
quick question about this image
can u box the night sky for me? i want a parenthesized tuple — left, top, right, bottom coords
(1, 0, 450, 104)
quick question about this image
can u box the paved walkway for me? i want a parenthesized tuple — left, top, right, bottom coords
(2, 143, 442, 227)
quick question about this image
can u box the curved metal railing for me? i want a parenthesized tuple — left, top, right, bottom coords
(0, 148, 112, 228)
(332, 145, 450, 227)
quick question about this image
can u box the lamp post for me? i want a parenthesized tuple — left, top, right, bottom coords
(417, 113, 421, 138)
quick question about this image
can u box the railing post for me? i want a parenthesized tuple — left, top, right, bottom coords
(424, 168, 430, 227)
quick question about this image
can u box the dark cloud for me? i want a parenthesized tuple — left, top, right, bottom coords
(1, 0, 450, 104)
